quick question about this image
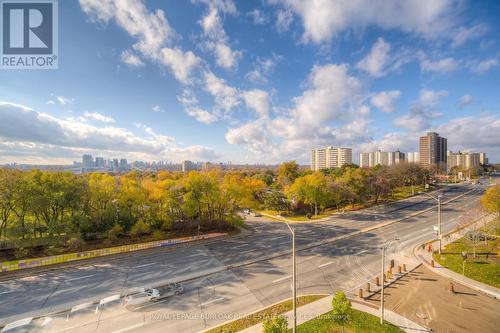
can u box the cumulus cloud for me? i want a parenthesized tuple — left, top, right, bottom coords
(420, 57, 460, 74)
(199, 4, 241, 69)
(0, 101, 219, 163)
(356, 38, 391, 77)
(203, 71, 240, 113)
(247, 9, 267, 25)
(83, 111, 115, 123)
(80, 0, 200, 83)
(245, 55, 281, 84)
(242, 89, 270, 118)
(370, 90, 401, 113)
(394, 89, 448, 131)
(274, 0, 458, 44)
(121, 50, 144, 67)
(470, 58, 498, 74)
(178, 89, 220, 124)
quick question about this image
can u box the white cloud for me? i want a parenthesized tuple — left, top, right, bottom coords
(83, 111, 115, 123)
(470, 58, 498, 74)
(199, 5, 241, 69)
(243, 89, 270, 118)
(394, 89, 448, 131)
(274, 0, 458, 44)
(152, 105, 162, 113)
(0, 101, 219, 163)
(55, 96, 75, 105)
(356, 38, 391, 77)
(452, 24, 488, 48)
(245, 55, 281, 83)
(121, 50, 144, 67)
(420, 57, 460, 74)
(458, 94, 473, 108)
(203, 71, 240, 113)
(80, 0, 200, 84)
(276, 8, 293, 32)
(247, 9, 267, 25)
(178, 89, 219, 124)
(370, 90, 401, 113)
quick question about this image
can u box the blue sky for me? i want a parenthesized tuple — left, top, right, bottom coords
(1, 0, 499, 164)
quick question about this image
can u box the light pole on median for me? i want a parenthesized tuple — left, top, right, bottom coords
(380, 238, 399, 325)
(286, 223, 297, 333)
(419, 191, 444, 254)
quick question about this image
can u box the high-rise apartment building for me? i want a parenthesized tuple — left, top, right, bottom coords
(311, 147, 352, 171)
(359, 150, 406, 168)
(479, 152, 488, 165)
(447, 151, 481, 171)
(95, 157, 105, 168)
(419, 132, 447, 170)
(406, 152, 420, 163)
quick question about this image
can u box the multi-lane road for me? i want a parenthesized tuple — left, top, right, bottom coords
(0, 181, 493, 332)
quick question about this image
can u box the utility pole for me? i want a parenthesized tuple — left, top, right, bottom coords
(380, 246, 385, 325)
(287, 223, 297, 333)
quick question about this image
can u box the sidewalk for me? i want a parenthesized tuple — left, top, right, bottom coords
(239, 294, 429, 333)
(415, 214, 500, 299)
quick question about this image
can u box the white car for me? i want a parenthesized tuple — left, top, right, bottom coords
(123, 288, 160, 307)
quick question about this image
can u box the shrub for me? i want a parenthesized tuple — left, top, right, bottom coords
(130, 220, 151, 237)
(14, 247, 29, 259)
(66, 237, 85, 251)
(262, 315, 288, 333)
(107, 224, 124, 240)
(331, 291, 352, 333)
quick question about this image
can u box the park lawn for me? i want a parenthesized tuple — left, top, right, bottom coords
(258, 210, 330, 222)
(390, 185, 425, 201)
(204, 295, 325, 333)
(291, 308, 404, 333)
(433, 219, 500, 288)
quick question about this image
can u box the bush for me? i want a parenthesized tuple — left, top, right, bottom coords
(130, 220, 151, 237)
(152, 230, 164, 240)
(107, 224, 124, 240)
(331, 291, 352, 333)
(14, 247, 29, 259)
(66, 237, 85, 251)
(263, 315, 288, 333)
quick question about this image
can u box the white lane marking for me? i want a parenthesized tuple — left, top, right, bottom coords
(135, 262, 157, 268)
(234, 244, 248, 249)
(67, 274, 94, 282)
(187, 253, 204, 258)
(264, 267, 279, 272)
(112, 323, 144, 333)
(318, 261, 334, 268)
(273, 275, 292, 283)
(200, 297, 225, 307)
(0, 290, 14, 295)
(355, 250, 367, 256)
(237, 249, 255, 255)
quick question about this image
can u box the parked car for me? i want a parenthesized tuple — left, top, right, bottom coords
(123, 288, 160, 307)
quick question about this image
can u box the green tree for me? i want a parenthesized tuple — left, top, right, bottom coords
(331, 291, 352, 333)
(277, 161, 299, 189)
(263, 189, 288, 214)
(288, 172, 329, 215)
(262, 315, 288, 333)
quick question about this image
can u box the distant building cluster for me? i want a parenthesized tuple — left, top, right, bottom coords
(310, 147, 352, 171)
(312, 132, 488, 173)
(77, 154, 130, 173)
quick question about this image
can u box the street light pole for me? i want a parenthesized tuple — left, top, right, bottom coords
(287, 223, 297, 333)
(380, 246, 385, 325)
(438, 195, 442, 254)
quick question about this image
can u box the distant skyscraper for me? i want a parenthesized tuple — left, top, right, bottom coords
(95, 157, 105, 168)
(119, 158, 128, 170)
(479, 152, 488, 165)
(82, 154, 94, 168)
(311, 147, 352, 171)
(419, 132, 447, 170)
(182, 160, 196, 172)
(447, 151, 481, 171)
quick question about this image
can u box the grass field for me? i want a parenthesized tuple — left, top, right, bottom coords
(433, 218, 500, 288)
(291, 308, 404, 333)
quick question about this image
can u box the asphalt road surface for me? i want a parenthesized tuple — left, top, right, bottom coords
(0, 180, 492, 332)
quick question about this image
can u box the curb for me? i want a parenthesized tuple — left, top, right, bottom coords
(413, 214, 500, 300)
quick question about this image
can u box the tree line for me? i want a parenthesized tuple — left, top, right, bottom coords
(0, 162, 430, 244)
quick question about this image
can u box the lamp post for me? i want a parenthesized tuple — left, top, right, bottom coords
(380, 238, 399, 325)
(420, 192, 443, 254)
(286, 223, 297, 333)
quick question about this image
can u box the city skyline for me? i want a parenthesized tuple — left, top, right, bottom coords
(1, 1, 500, 165)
